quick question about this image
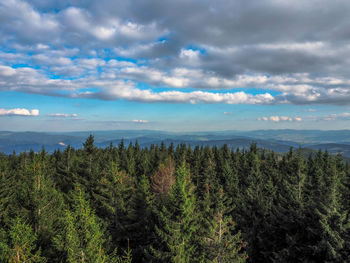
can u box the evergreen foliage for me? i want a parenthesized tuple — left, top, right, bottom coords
(0, 135, 349, 262)
(150, 163, 198, 263)
(1, 217, 44, 263)
(54, 186, 109, 263)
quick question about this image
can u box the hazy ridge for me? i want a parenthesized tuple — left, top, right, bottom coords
(1, 130, 350, 158)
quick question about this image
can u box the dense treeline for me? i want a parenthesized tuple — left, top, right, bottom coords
(1, 135, 350, 262)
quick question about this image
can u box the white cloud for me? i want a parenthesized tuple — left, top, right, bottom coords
(280, 116, 293, 121)
(258, 42, 326, 53)
(60, 6, 164, 43)
(132, 119, 149, 123)
(270, 116, 280, 122)
(47, 113, 78, 118)
(1, 0, 350, 108)
(0, 108, 39, 116)
(92, 26, 116, 40)
(119, 21, 161, 39)
(4, 59, 350, 106)
(107, 59, 136, 67)
(32, 54, 72, 66)
(61, 7, 90, 32)
(321, 112, 350, 121)
(0, 65, 16, 77)
(120, 66, 190, 88)
(258, 115, 302, 122)
(0, 62, 279, 104)
(0, 0, 59, 42)
(36, 43, 49, 50)
(95, 84, 275, 104)
(179, 49, 200, 60)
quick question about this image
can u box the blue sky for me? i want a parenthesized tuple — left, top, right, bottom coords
(1, 0, 350, 131)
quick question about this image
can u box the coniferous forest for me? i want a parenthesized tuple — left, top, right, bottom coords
(1, 135, 350, 263)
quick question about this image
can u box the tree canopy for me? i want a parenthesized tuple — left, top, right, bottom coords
(0, 137, 349, 262)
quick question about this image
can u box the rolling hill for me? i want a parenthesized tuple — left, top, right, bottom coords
(1, 130, 350, 159)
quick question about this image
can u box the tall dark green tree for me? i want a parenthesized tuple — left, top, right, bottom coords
(150, 163, 199, 263)
(124, 174, 154, 262)
(203, 188, 247, 263)
(54, 186, 112, 263)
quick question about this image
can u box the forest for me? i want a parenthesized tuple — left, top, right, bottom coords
(0, 135, 350, 262)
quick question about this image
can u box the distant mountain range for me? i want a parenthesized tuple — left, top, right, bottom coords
(1, 129, 350, 159)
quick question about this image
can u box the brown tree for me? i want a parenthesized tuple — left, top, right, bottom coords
(151, 157, 175, 196)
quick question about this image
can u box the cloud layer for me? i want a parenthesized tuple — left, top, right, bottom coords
(0, 108, 39, 116)
(258, 116, 302, 122)
(47, 113, 78, 118)
(1, 0, 350, 105)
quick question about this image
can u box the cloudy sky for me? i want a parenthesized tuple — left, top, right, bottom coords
(1, 0, 350, 131)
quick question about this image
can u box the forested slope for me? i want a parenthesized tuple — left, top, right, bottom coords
(1, 135, 350, 262)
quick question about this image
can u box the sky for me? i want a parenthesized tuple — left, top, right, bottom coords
(1, 0, 350, 131)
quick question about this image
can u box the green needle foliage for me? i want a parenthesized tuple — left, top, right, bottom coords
(203, 188, 247, 263)
(150, 163, 199, 263)
(54, 186, 109, 263)
(2, 217, 44, 263)
(1, 135, 350, 262)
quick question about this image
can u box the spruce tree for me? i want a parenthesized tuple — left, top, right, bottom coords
(54, 186, 110, 263)
(150, 157, 175, 197)
(203, 188, 246, 263)
(1, 217, 44, 263)
(27, 153, 64, 261)
(124, 175, 154, 262)
(150, 163, 199, 263)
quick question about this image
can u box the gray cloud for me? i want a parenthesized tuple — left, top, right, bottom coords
(1, 0, 350, 105)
